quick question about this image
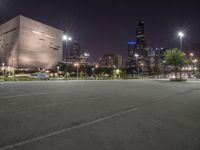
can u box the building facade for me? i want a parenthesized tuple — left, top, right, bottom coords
(101, 54, 123, 68)
(69, 42, 81, 59)
(128, 40, 137, 61)
(0, 15, 63, 70)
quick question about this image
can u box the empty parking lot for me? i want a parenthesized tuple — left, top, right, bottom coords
(0, 80, 200, 150)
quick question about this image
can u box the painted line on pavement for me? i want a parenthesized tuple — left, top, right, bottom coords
(0, 107, 137, 150)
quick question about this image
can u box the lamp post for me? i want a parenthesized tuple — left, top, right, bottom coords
(63, 35, 72, 61)
(84, 52, 90, 79)
(12, 58, 15, 78)
(178, 32, 184, 78)
(135, 54, 139, 76)
(178, 32, 184, 50)
(63, 35, 72, 41)
(74, 63, 79, 80)
(57, 66, 60, 77)
(141, 63, 144, 78)
(192, 59, 198, 71)
(8, 58, 15, 77)
(92, 67, 94, 77)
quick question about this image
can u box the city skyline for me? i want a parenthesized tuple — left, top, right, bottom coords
(0, 0, 200, 61)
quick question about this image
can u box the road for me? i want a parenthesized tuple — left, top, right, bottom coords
(0, 80, 200, 150)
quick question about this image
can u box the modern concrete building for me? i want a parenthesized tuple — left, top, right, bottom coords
(0, 15, 63, 70)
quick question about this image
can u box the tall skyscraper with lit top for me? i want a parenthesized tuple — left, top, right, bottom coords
(127, 21, 150, 74)
(135, 21, 147, 57)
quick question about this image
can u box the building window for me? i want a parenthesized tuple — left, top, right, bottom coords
(55, 45, 61, 48)
(53, 48, 59, 51)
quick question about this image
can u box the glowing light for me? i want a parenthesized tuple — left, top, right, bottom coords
(74, 63, 79, 67)
(116, 69, 120, 74)
(32, 31, 56, 39)
(84, 53, 90, 57)
(68, 37, 72, 41)
(63, 35, 68, 40)
(128, 40, 136, 45)
(135, 54, 139, 57)
(193, 59, 198, 63)
(178, 32, 184, 37)
(63, 35, 72, 41)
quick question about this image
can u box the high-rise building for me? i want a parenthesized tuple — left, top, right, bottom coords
(136, 21, 146, 46)
(114, 55, 123, 68)
(135, 21, 147, 57)
(69, 42, 81, 59)
(101, 54, 123, 68)
(127, 21, 150, 74)
(128, 40, 137, 61)
(0, 15, 63, 70)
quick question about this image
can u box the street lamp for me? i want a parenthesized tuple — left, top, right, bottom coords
(193, 59, 198, 63)
(63, 35, 72, 41)
(178, 31, 184, 50)
(74, 63, 79, 80)
(92, 67, 95, 77)
(84, 52, 90, 78)
(135, 54, 139, 76)
(63, 35, 72, 61)
(68, 37, 72, 41)
(63, 35, 68, 41)
(57, 66, 60, 77)
(141, 63, 144, 77)
(8, 58, 15, 77)
(190, 53, 194, 57)
(12, 58, 15, 78)
(192, 59, 198, 72)
(84, 52, 90, 57)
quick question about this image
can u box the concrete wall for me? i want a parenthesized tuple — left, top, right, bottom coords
(18, 16, 63, 69)
(0, 16, 20, 67)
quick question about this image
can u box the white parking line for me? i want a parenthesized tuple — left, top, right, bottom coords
(0, 107, 137, 150)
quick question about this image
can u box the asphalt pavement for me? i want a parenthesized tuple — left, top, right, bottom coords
(0, 80, 200, 150)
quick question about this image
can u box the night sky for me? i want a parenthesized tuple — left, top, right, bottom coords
(0, 0, 200, 61)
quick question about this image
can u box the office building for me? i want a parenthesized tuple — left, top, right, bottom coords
(101, 54, 123, 68)
(135, 20, 148, 57)
(128, 40, 137, 61)
(69, 42, 81, 59)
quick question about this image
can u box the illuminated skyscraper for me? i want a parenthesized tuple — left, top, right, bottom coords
(69, 42, 81, 59)
(128, 40, 137, 61)
(127, 21, 150, 74)
(135, 21, 147, 57)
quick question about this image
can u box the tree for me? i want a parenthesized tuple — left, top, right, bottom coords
(164, 48, 188, 78)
